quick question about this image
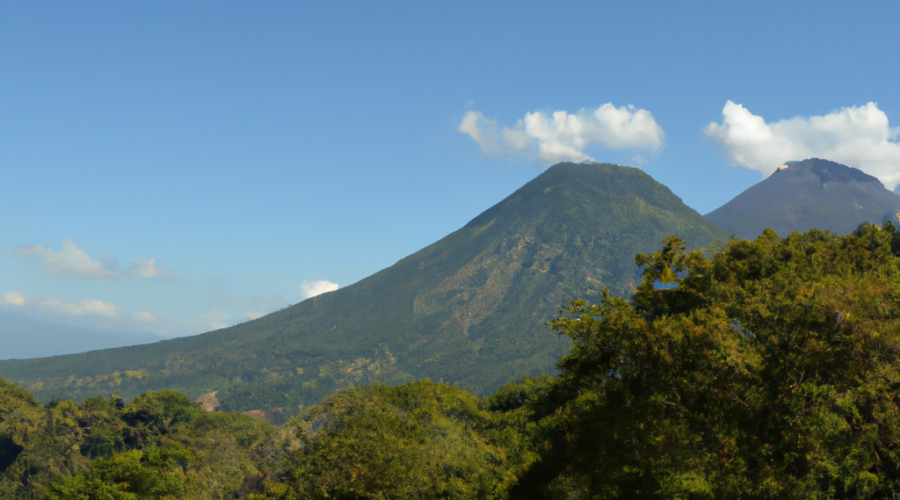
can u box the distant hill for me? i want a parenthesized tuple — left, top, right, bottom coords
(0, 163, 729, 416)
(706, 158, 900, 239)
(0, 310, 158, 360)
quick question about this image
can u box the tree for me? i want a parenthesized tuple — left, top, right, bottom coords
(265, 380, 527, 500)
(45, 447, 193, 500)
(516, 225, 900, 499)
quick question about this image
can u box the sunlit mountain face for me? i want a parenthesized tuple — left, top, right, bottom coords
(0, 162, 728, 418)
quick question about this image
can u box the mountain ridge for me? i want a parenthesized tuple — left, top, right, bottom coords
(0, 162, 729, 416)
(706, 158, 900, 238)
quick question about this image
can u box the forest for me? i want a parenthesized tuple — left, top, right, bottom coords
(5, 223, 900, 499)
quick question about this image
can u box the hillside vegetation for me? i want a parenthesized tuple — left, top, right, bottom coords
(0, 377, 278, 500)
(4, 224, 900, 498)
(0, 163, 728, 417)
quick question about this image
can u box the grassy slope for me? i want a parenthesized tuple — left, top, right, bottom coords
(0, 163, 729, 414)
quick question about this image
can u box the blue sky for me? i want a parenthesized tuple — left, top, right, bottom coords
(2, 1, 899, 342)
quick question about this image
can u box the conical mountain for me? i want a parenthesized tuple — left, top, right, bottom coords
(706, 158, 900, 239)
(0, 163, 728, 418)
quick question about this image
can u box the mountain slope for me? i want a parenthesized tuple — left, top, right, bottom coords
(0, 163, 729, 415)
(706, 158, 900, 239)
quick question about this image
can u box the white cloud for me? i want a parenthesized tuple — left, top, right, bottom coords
(20, 240, 120, 279)
(3, 291, 122, 317)
(127, 258, 164, 278)
(132, 311, 158, 322)
(300, 280, 339, 300)
(459, 103, 665, 165)
(2, 291, 162, 325)
(19, 240, 171, 279)
(246, 312, 262, 321)
(36, 297, 120, 317)
(2, 291, 27, 306)
(705, 101, 900, 189)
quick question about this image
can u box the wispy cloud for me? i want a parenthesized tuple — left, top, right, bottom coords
(300, 280, 339, 300)
(2, 290, 155, 321)
(132, 311, 158, 322)
(37, 297, 121, 317)
(2, 291, 26, 306)
(127, 258, 165, 278)
(19, 240, 172, 279)
(19, 240, 119, 279)
(460, 103, 665, 165)
(705, 101, 900, 189)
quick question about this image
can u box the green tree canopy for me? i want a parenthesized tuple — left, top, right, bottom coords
(266, 380, 533, 500)
(517, 224, 900, 499)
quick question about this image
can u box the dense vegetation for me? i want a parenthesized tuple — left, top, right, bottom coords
(0, 380, 278, 499)
(5, 224, 900, 498)
(0, 163, 728, 417)
(519, 223, 900, 498)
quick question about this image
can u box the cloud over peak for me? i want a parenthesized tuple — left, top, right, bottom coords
(460, 103, 665, 165)
(705, 101, 900, 189)
(19, 240, 171, 280)
(300, 280, 339, 300)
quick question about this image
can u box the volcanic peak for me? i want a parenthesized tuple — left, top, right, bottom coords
(706, 158, 900, 239)
(773, 158, 883, 186)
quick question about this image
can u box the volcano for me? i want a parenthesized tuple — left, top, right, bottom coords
(0, 162, 728, 415)
(706, 158, 900, 239)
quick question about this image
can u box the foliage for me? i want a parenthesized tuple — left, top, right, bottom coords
(257, 380, 538, 500)
(11, 223, 900, 498)
(45, 448, 193, 500)
(516, 224, 900, 499)
(0, 385, 277, 500)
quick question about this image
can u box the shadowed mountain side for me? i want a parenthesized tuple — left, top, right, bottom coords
(706, 158, 900, 239)
(0, 163, 729, 415)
